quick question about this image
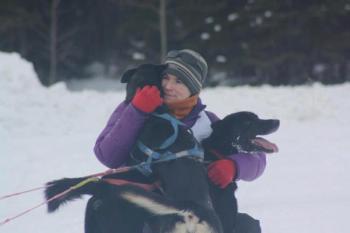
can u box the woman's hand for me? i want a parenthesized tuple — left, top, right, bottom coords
(132, 85, 163, 113)
(208, 159, 237, 188)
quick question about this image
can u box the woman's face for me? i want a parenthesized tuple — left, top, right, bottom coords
(162, 74, 191, 102)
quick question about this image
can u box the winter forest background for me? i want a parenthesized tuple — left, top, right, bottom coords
(1, 0, 350, 87)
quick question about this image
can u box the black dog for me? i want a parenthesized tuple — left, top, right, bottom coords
(203, 111, 279, 156)
(45, 63, 223, 233)
(45, 114, 222, 233)
(45, 63, 279, 233)
(120, 63, 165, 102)
(202, 111, 279, 233)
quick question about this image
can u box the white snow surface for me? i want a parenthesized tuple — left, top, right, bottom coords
(1, 52, 350, 233)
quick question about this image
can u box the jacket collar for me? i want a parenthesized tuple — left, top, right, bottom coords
(181, 98, 206, 123)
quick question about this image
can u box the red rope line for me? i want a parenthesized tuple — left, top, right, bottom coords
(0, 185, 52, 201)
(0, 185, 76, 226)
(0, 167, 131, 201)
(0, 166, 133, 226)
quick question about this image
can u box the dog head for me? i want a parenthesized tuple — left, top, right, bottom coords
(121, 63, 167, 102)
(206, 111, 279, 155)
(130, 114, 197, 164)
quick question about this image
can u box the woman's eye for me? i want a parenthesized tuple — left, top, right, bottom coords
(176, 79, 183, 84)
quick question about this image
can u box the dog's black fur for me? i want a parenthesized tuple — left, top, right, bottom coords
(45, 64, 222, 233)
(45, 64, 280, 233)
(46, 115, 222, 233)
(120, 63, 165, 102)
(202, 111, 279, 233)
(203, 112, 279, 157)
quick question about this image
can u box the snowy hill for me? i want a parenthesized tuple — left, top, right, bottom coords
(1, 52, 350, 233)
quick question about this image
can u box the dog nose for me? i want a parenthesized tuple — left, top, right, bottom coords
(273, 120, 280, 129)
(268, 119, 280, 133)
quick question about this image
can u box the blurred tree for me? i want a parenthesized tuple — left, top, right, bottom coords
(199, 0, 350, 85)
(49, 0, 60, 85)
(0, 0, 349, 86)
(0, 0, 35, 56)
(0, 0, 87, 85)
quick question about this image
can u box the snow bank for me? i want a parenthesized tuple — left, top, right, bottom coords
(1, 52, 350, 233)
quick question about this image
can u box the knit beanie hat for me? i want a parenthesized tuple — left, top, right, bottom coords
(164, 49, 208, 95)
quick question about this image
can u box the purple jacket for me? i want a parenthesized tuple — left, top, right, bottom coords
(94, 99, 266, 181)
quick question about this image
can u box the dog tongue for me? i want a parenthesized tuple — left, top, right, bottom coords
(252, 137, 279, 153)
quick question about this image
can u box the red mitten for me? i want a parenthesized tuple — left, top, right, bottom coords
(208, 159, 236, 188)
(132, 85, 163, 113)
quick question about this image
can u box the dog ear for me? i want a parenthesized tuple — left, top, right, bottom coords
(156, 64, 168, 72)
(121, 68, 137, 83)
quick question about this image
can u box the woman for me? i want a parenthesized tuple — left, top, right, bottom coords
(94, 49, 265, 232)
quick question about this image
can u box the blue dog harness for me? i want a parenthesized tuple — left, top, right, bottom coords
(151, 113, 185, 149)
(135, 113, 204, 176)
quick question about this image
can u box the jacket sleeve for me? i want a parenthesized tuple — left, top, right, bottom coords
(205, 110, 267, 182)
(227, 152, 266, 181)
(94, 101, 150, 168)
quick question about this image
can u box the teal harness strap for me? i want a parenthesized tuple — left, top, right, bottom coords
(136, 141, 160, 176)
(135, 112, 204, 176)
(151, 113, 185, 149)
(136, 140, 204, 176)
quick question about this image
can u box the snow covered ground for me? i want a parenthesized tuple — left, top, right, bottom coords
(1, 52, 349, 233)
